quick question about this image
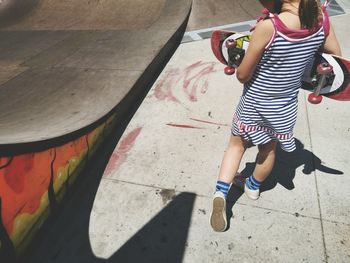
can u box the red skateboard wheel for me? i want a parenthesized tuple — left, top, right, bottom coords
(225, 39, 237, 49)
(224, 66, 235, 75)
(308, 93, 323, 104)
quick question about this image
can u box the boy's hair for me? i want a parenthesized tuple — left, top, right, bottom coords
(298, 0, 322, 30)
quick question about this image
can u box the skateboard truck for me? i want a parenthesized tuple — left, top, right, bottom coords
(308, 62, 333, 104)
(224, 39, 245, 75)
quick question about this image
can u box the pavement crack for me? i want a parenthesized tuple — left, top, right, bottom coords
(304, 93, 328, 263)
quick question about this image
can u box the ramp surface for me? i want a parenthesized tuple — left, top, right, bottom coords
(0, 0, 165, 30)
(187, 0, 266, 30)
(0, 0, 192, 147)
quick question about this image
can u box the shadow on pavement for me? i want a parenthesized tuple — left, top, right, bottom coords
(20, 115, 196, 263)
(224, 138, 343, 230)
(109, 192, 195, 263)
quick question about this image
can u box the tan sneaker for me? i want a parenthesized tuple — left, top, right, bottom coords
(210, 191, 227, 232)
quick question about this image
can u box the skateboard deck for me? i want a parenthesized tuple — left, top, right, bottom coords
(211, 30, 350, 103)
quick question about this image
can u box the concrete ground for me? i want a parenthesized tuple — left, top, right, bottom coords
(89, 5, 350, 263)
(24, 1, 350, 263)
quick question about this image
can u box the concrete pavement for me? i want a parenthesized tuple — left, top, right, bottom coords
(89, 6, 350, 263)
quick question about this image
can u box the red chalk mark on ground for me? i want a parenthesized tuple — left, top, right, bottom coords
(104, 127, 142, 176)
(152, 61, 217, 103)
(190, 118, 231, 127)
(182, 61, 216, 102)
(154, 68, 181, 103)
(166, 123, 203, 129)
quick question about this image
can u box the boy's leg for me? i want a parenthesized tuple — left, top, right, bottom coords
(210, 135, 247, 232)
(245, 140, 277, 199)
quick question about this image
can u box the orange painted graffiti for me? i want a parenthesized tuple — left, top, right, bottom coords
(0, 135, 89, 237)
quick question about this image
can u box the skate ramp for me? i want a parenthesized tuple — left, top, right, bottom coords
(0, 0, 192, 149)
(0, 0, 166, 30)
(187, 0, 266, 31)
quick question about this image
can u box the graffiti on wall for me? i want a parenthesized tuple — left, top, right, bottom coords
(0, 116, 114, 258)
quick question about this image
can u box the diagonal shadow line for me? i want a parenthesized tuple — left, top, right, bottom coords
(24, 183, 195, 263)
(109, 192, 196, 263)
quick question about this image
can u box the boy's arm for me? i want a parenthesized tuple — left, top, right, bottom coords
(322, 23, 342, 56)
(236, 20, 274, 83)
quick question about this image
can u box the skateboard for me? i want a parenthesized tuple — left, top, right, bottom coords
(211, 30, 350, 103)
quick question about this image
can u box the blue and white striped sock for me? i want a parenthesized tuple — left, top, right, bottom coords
(215, 181, 230, 198)
(245, 175, 261, 190)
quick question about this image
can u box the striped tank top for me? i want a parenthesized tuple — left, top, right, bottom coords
(232, 12, 327, 152)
